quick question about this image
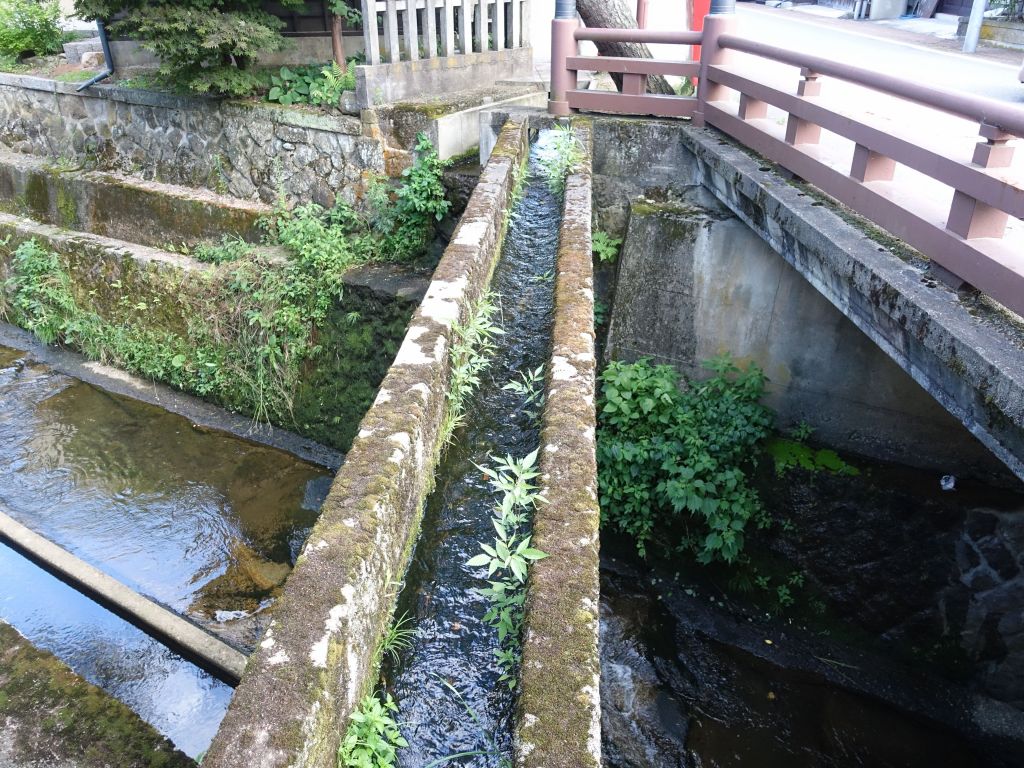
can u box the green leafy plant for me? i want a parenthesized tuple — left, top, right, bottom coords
(441, 292, 502, 445)
(539, 123, 584, 194)
(0, 0, 62, 61)
(192, 235, 253, 264)
(597, 355, 773, 563)
(466, 450, 548, 688)
(267, 60, 356, 106)
(377, 612, 416, 666)
(592, 231, 623, 264)
(75, 0, 304, 96)
(502, 365, 544, 422)
(765, 437, 859, 477)
(594, 300, 607, 328)
(337, 693, 407, 768)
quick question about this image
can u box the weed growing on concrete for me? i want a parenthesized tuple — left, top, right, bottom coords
(337, 693, 407, 768)
(466, 449, 548, 689)
(592, 231, 623, 263)
(192, 235, 254, 264)
(597, 355, 773, 563)
(377, 612, 416, 666)
(440, 292, 502, 446)
(539, 123, 584, 194)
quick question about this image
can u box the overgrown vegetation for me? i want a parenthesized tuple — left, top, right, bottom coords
(539, 124, 584, 194)
(1, 135, 448, 436)
(75, 0, 304, 96)
(0, 0, 63, 63)
(440, 292, 502, 446)
(266, 60, 356, 107)
(467, 450, 548, 688)
(597, 355, 773, 563)
(337, 693, 408, 768)
(592, 231, 622, 264)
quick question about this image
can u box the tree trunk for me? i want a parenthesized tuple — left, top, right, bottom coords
(576, 0, 675, 95)
(331, 14, 346, 67)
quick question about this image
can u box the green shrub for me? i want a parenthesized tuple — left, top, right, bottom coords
(267, 60, 356, 106)
(592, 231, 622, 264)
(0, 0, 63, 60)
(596, 355, 773, 563)
(337, 694, 407, 768)
(75, 0, 304, 96)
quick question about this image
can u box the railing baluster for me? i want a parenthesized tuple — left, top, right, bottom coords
(476, 0, 488, 53)
(459, 0, 471, 53)
(495, 0, 505, 51)
(850, 144, 895, 182)
(737, 93, 767, 120)
(621, 73, 646, 96)
(404, 0, 420, 61)
(511, 0, 521, 48)
(947, 121, 1014, 240)
(441, 0, 456, 55)
(425, 0, 438, 58)
(362, 0, 381, 65)
(785, 68, 822, 146)
(521, 0, 530, 49)
(385, 0, 401, 62)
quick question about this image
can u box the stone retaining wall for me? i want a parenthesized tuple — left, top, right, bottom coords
(202, 117, 529, 768)
(516, 121, 601, 768)
(0, 74, 386, 206)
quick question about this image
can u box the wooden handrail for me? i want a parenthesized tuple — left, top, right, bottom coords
(717, 34, 1024, 138)
(574, 28, 703, 45)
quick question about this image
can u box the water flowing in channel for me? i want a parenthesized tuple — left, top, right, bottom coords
(0, 343, 332, 757)
(386, 133, 564, 767)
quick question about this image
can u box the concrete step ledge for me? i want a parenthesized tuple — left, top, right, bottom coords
(0, 147, 270, 250)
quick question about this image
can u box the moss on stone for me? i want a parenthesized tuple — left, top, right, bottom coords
(0, 623, 194, 767)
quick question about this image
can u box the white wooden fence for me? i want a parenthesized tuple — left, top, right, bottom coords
(360, 0, 531, 65)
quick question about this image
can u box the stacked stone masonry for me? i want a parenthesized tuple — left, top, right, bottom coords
(0, 74, 386, 206)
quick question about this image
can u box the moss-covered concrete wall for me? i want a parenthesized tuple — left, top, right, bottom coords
(0, 622, 193, 768)
(0, 212, 418, 453)
(516, 121, 602, 768)
(0, 148, 269, 249)
(202, 117, 529, 768)
(0, 73, 386, 206)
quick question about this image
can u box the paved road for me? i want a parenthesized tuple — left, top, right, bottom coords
(736, 5, 1024, 105)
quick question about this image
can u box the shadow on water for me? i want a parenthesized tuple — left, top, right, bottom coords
(601, 454, 1024, 768)
(385, 133, 563, 767)
(0, 344, 332, 757)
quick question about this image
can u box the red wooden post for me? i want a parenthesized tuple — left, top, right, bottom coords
(947, 122, 1014, 239)
(785, 68, 822, 145)
(549, 16, 580, 115)
(694, 13, 738, 127)
(636, 0, 649, 28)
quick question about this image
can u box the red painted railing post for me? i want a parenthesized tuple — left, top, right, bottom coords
(637, 0, 649, 28)
(549, 17, 580, 115)
(694, 13, 738, 128)
(947, 122, 1014, 240)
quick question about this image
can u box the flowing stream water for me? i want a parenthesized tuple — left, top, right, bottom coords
(600, 457, 1024, 768)
(0, 343, 332, 757)
(385, 133, 562, 767)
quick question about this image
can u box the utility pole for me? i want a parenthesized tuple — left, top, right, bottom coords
(963, 0, 987, 54)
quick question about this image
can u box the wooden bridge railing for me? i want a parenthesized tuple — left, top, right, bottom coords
(549, 12, 1024, 318)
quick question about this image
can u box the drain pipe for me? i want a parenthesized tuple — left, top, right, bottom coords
(549, 0, 579, 116)
(709, 0, 736, 13)
(76, 19, 114, 92)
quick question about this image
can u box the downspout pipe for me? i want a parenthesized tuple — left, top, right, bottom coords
(709, 0, 736, 13)
(555, 0, 577, 19)
(76, 19, 114, 91)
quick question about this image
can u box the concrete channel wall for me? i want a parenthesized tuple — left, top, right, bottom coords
(516, 122, 602, 768)
(0, 73, 385, 205)
(588, 117, 1024, 483)
(203, 117, 529, 768)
